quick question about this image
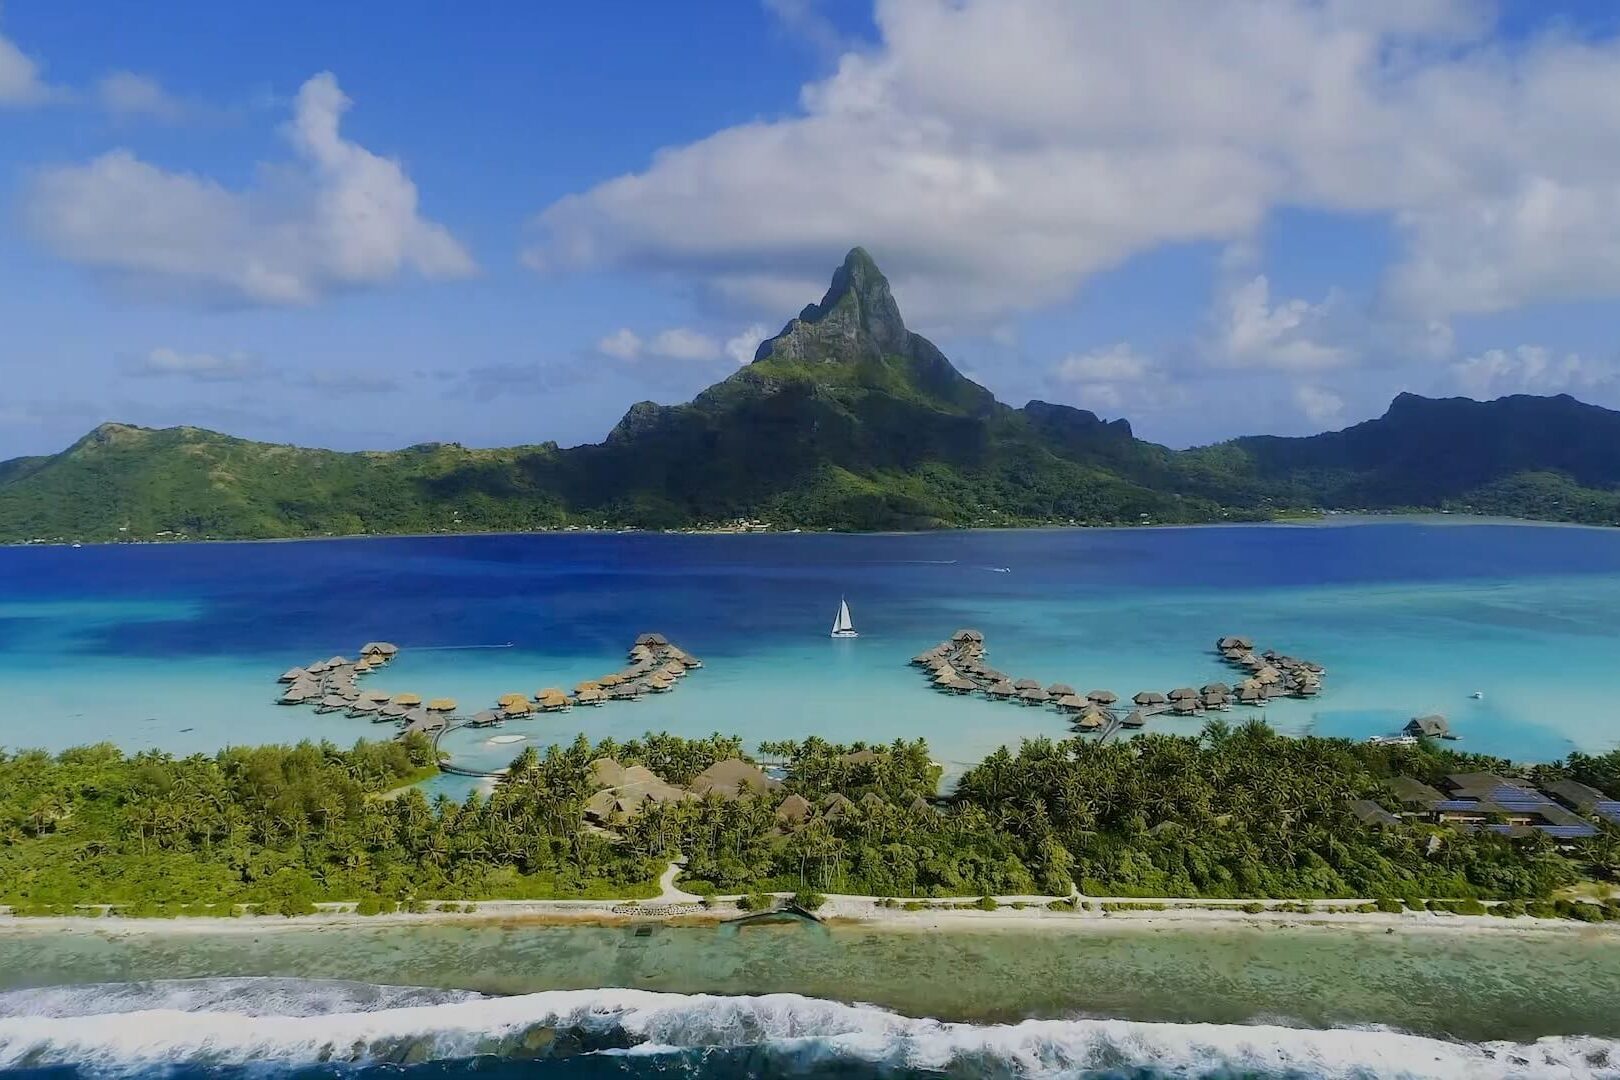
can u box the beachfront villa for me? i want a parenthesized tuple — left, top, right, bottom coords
(1369, 772, 1601, 841)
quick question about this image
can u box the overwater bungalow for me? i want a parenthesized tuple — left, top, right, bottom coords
(360, 642, 399, 659)
(501, 699, 534, 716)
(1405, 714, 1452, 739)
(1201, 691, 1229, 710)
(598, 673, 625, 688)
(1172, 697, 1200, 715)
(987, 681, 1016, 698)
(306, 661, 330, 676)
(347, 699, 381, 716)
(1086, 689, 1118, 705)
(379, 702, 409, 719)
(1237, 686, 1264, 705)
(1201, 682, 1230, 696)
(1217, 635, 1253, 651)
(279, 667, 308, 683)
(1074, 710, 1104, 732)
(466, 709, 502, 727)
(1016, 686, 1051, 705)
(278, 688, 312, 705)
(1055, 693, 1088, 712)
(575, 687, 605, 705)
(316, 694, 350, 714)
(1048, 683, 1076, 698)
(1012, 678, 1041, 691)
(944, 676, 978, 694)
(390, 692, 420, 707)
(1122, 709, 1147, 728)
(362, 689, 392, 703)
(427, 698, 457, 712)
(1168, 687, 1198, 701)
(635, 633, 669, 647)
(574, 680, 601, 695)
(952, 629, 984, 643)
(661, 661, 686, 678)
(1133, 690, 1167, 707)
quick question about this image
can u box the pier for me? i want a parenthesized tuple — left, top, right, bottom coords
(910, 631, 1327, 737)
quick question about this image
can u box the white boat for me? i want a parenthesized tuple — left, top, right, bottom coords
(1365, 734, 1419, 747)
(830, 597, 858, 638)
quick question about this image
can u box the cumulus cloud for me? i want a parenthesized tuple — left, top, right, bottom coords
(725, 322, 773, 365)
(598, 326, 727, 363)
(0, 23, 55, 106)
(96, 71, 188, 122)
(1292, 383, 1347, 426)
(523, 1, 1620, 327)
(1213, 272, 1349, 372)
(597, 328, 644, 360)
(648, 327, 721, 361)
(24, 72, 474, 306)
(127, 347, 264, 382)
(1048, 344, 1179, 415)
(1450, 346, 1618, 400)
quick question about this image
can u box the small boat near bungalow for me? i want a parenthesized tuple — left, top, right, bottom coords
(830, 597, 858, 639)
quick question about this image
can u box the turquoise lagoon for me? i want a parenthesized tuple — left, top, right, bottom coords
(2, 520, 1618, 786)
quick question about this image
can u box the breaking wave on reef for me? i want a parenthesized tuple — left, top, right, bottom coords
(0, 979, 1614, 1079)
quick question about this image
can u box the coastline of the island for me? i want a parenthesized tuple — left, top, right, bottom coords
(5, 894, 1619, 939)
(10, 509, 1619, 550)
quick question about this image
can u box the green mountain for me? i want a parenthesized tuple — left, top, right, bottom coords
(4, 249, 1620, 541)
(1184, 392, 1620, 523)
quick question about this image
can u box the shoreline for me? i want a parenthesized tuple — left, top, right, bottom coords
(3, 512, 1599, 551)
(4, 895, 1617, 940)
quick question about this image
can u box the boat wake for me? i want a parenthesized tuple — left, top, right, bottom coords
(0, 980, 1613, 1078)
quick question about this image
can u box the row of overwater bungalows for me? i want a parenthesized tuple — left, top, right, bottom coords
(909, 630, 1329, 734)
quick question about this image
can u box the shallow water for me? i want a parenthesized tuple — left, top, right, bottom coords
(2, 920, 1617, 1041)
(1, 922, 1617, 1078)
(4, 522, 1620, 790)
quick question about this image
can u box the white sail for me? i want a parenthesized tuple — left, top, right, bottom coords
(831, 597, 857, 637)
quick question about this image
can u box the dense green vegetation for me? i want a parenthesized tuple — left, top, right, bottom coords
(3, 725, 1616, 915)
(9, 250, 1619, 541)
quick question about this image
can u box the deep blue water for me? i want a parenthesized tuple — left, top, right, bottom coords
(4, 521, 1620, 781)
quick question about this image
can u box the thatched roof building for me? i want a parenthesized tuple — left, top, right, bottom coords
(691, 758, 781, 800)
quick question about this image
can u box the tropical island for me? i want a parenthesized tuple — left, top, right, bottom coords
(7, 250, 1620, 543)
(4, 724, 1618, 924)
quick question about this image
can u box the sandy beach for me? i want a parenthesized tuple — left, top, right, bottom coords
(4, 890, 1616, 940)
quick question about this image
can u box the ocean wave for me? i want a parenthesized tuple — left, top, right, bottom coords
(0, 980, 1613, 1078)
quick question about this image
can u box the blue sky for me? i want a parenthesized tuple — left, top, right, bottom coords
(3, 0, 1620, 460)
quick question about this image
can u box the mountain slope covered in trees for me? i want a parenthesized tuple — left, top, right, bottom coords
(4, 250, 1620, 541)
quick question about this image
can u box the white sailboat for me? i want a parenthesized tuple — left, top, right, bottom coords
(830, 597, 858, 638)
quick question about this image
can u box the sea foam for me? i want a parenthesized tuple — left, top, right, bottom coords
(0, 979, 1613, 1078)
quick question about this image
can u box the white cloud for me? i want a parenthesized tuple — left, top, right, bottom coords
(1054, 343, 1153, 384)
(128, 347, 263, 382)
(725, 322, 773, 365)
(0, 23, 54, 106)
(1292, 383, 1346, 425)
(96, 71, 188, 122)
(649, 327, 721, 361)
(597, 328, 643, 360)
(1450, 346, 1617, 400)
(599, 326, 730, 363)
(524, 1, 1620, 327)
(25, 72, 474, 306)
(1214, 273, 1349, 372)
(1049, 343, 1178, 415)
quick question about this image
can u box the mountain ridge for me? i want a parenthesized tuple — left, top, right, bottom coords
(5, 250, 1620, 541)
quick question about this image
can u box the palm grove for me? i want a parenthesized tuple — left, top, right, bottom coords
(3, 722, 1619, 916)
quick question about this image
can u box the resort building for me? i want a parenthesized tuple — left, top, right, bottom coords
(1544, 779, 1620, 826)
